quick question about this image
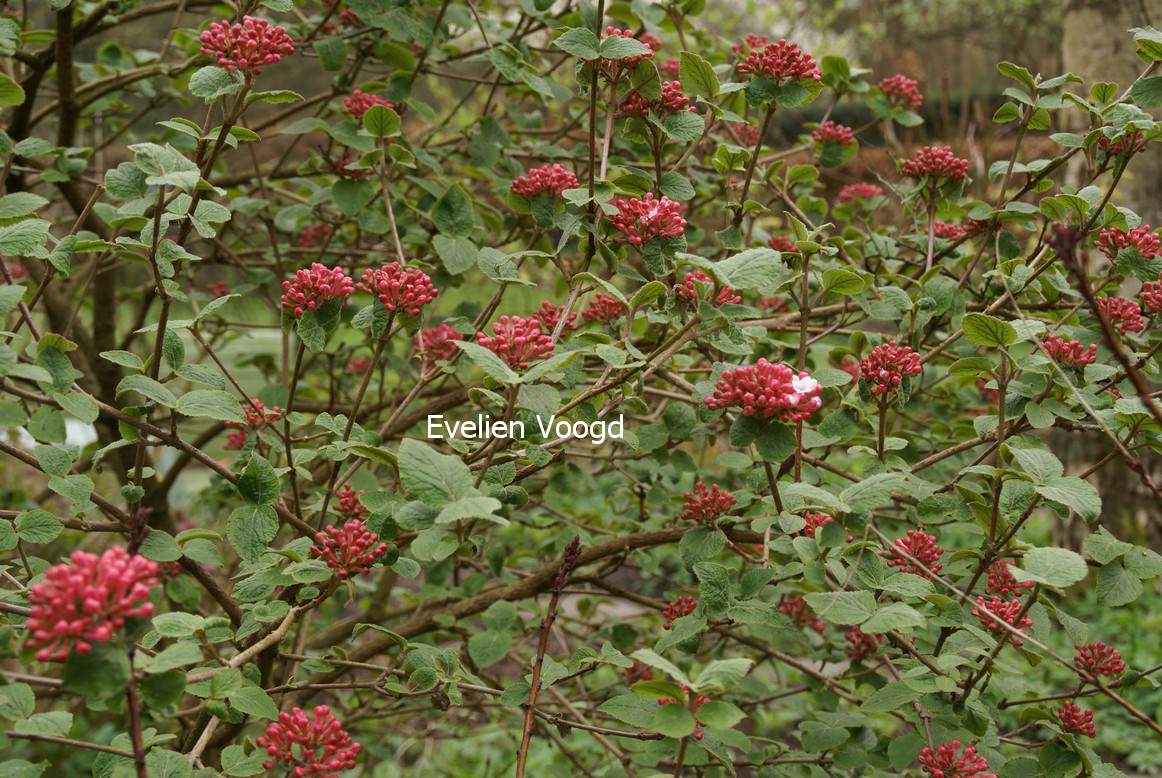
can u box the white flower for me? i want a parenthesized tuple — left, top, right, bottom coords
(791, 374, 818, 395)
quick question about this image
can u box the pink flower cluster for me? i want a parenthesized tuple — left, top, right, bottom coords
(1097, 125, 1147, 157)
(1094, 225, 1159, 261)
(973, 596, 1032, 646)
(1141, 274, 1162, 313)
(1074, 641, 1125, 677)
(347, 356, 371, 375)
(901, 146, 969, 180)
(837, 182, 884, 204)
(736, 39, 821, 84)
(1095, 295, 1146, 335)
(342, 90, 393, 120)
(732, 123, 761, 148)
(731, 33, 770, 59)
(336, 483, 367, 519)
(918, 740, 995, 778)
(1039, 333, 1097, 366)
(859, 341, 922, 395)
(476, 315, 553, 369)
(225, 398, 282, 450)
(358, 262, 438, 316)
(622, 660, 655, 683)
(679, 482, 736, 523)
(767, 235, 798, 253)
(879, 74, 924, 110)
(281, 263, 355, 317)
(200, 16, 294, 75)
(985, 560, 1034, 597)
(414, 323, 459, 367)
(705, 359, 822, 422)
(582, 292, 626, 323)
(675, 270, 741, 307)
(779, 595, 825, 634)
(25, 547, 159, 661)
(887, 529, 943, 577)
(532, 301, 577, 333)
(797, 511, 852, 542)
(660, 58, 681, 79)
(257, 706, 361, 777)
(609, 194, 687, 245)
(1058, 702, 1095, 737)
(298, 222, 333, 249)
(932, 221, 966, 240)
(618, 81, 694, 119)
(662, 595, 698, 629)
(511, 163, 579, 197)
(845, 625, 881, 661)
(811, 121, 854, 146)
(311, 520, 389, 578)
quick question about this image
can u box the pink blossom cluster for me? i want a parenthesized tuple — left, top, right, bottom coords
(200, 16, 294, 75)
(1097, 125, 1147, 157)
(973, 596, 1032, 646)
(731, 123, 761, 148)
(731, 33, 770, 59)
(932, 220, 966, 240)
(736, 39, 821, 84)
(985, 560, 1034, 597)
(414, 323, 459, 367)
(358, 262, 438, 316)
(779, 595, 826, 634)
(837, 182, 884, 204)
(582, 292, 626, 323)
(257, 705, 361, 777)
(1074, 641, 1125, 677)
(678, 482, 736, 523)
(675, 270, 741, 307)
(25, 547, 159, 661)
(705, 359, 822, 422)
(1058, 702, 1095, 737)
(662, 595, 698, 629)
(298, 222, 333, 249)
(878, 74, 924, 110)
(336, 483, 367, 519)
(476, 315, 553, 369)
(1140, 276, 1162, 313)
(918, 740, 996, 778)
(767, 235, 798, 253)
(281, 263, 355, 317)
(859, 341, 922, 395)
(532, 301, 577, 333)
(609, 194, 687, 245)
(1095, 295, 1146, 335)
(619, 80, 695, 119)
(887, 529, 943, 577)
(342, 90, 394, 120)
(901, 145, 969, 180)
(844, 625, 881, 662)
(511, 163, 579, 197)
(1094, 225, 1159, 261)
(1039, 333, 1097, 366)
(797, 511, 852, 542)
(311, 519, 389, 578)
(811, 121, 854, 146)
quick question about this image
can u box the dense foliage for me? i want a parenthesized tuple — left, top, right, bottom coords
(1, 1, 1162, 776)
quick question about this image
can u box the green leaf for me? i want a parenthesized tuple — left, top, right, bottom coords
(962, 312, 1018, 347)
(712, 247, 792, 291)
(1131, 76, 1162, 108)
(1034, 477, 1101, 521)
(229, 686, 279, 720)
(693, 658, 753, 693)
(1083, 527, 1132, 564)
(435, 495, 505, 525)
(467, 631, 512, 668)
(599, 35, 650, 60)
(597, 694, 656, 728)
(661, 111, 704, 142)
(679, 52, 719, 99)
(153, 612, 206, 638)
(227, 504, 278, 562)
(0, 682, 35, 721)
(117, 374, 177, 407)
(754, 422, 796, 462)
(630, 280, 667, 308)
(553, 27, 600, 59)
(841, 473, 905, 512)
(238, 454, 279, 505)
(313, 36, 348, 71)
(175, 389, 245, 423)
(0, 73, 25, 107)
(146, 642, 204, 673)
(860, 681, 923, 713)
(799, 720, 849, 751)
(432, 185, 475, 237)
(821, 267, 865, 296)
(454, 340, 520, 382)
(1009, 446, 1063, 484)
(652, 702, 696, 738)
(399, 438, 474, 507)
(433, 234, 478, 275)
(630, 648, 691, 687)
(1097, 563, 1143, 606)
(1020, 546, 1087, 588)
(862, 602, 925, 633)
(189, 66, 243, 101)
(0, 193, 47, 220)
(801, 591, 875, 625)
(14, 510, 62, 544)
(0, 218, 50, 255)
(362, 105, 401, 138)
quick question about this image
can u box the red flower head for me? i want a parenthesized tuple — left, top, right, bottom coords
(812, 121, 855, 146)
(732, 34, 770, 59)
(1039, 333, 1097, 366)
(887, 529, 943, 577)
(973, 596, 1032, 646)
(311, 519, 388, 578)
(1141, 278, 1162, 313)
(476, 315, 553, 369)
(342, 90, 394, 120)
(1094, 225, 1159, 261)
(337, 8, 361, 28)
(732, 123, 761, 147)
(767, 235, 799, 253)
(511, 163, 579, 197)
(705, 359, 823, 423)
(414, 322, 459, 367)
(837, 183, 884, 204)
(609, 193, 687, 245)
(859, 341, 922, 395)
(796, 511, 853, 542)
(879, 74, 924, 110)
(332, 148, 372, 179)
(932, 221, 966, 240)
(736, 39, 821, 84)
(224, 397, 283, 450)
(347, 356, 371, 375)
(660, 57, 681, 79)
(1074, 641, 1125, 677)
(281, 263, 355, 318)
(918, 740, 996, 778)
(901, 146, 969, 181)
(675, 270, 741, 307)
(622, 661, 655, 684)
(200, 16, 294, 75)
(336, 483, 367, 519)
(779, 595, 826, 633)
(658, 686, 711, 740)
(831, 354, 861, 382)
(618, 80, 695, 119)
(582, 292, 627, 324)
(205, 279, 229, 297)
(298, 222, 334, 249)
(636, 31, 662, 51)
(1095, 295, 1146, 335)
(662, 595, 698, 629)
(257, 705, 361, 777)
(358, 262, 438, 316)
(985, 560, 1034, 597)
(531, 301, 578, 334)
(1097, 123, 1148, 157)
(844, 625, 881, 662)
(759, 295, 788, 312)
(679, 482, 736, 523)
(1057, 702, 1095, 737)
(976, 377, 1000, 405)
(25, 547, 159, 662)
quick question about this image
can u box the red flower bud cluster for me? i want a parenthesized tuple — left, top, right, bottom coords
(414, 323, 459, 367)
(675, 270, 741, 307)
(347, 356, 370, 374)
(878, 74, 924, 110)
(811, 121, 855, 146)
(532, 301, 578, 333)
(225, 398, 283, 450)
(1039, 333, 1097, 366)
(1095, 295, 1146, 335)
(619, 81, 694, 119)
(358, 262, 438, 316)
(511, 163, 579, 197)
(662, 595, 698, 629)
(859, 340, 922, 395)
(901, 146, 969, 181)
(554, 534, 582, 590)
(200, 16, 294, 75)
(622, 661, 654, 683)
(298, 222, 333, 249)
(311, 519, 388, 578)
(977, 377, 1000, 405)
(1097, 125, 1147, 157)
(732, 123, 761, 148)
(660, 58, 681, 78)
(476, 315, 553, 369)
(25, 547, 159, 661)
(837, 183, 884, 204)
(972, 596, 1032, 646)
(705, 359, 823, 422)
(582, 292, 627, 324)
(679, 482, 736, 523)
(932, 220, 966, 240)
(887, 529, 943, 577)
(257, 705, 361, 777)
(1057, 702, 1095, 737)
(779, 595, 826, 633)
(731, 34, 770, 59)
(206, 279, 228, 297)
(1094, 225, 1159, 261)
(844, 625, 881, 662)
(281, 263, 355, 318)
(2, 260, 27, 282)
(1074, 641, 1125, 677)
(759, 295, 787, 311)
(985, 560, 1034, 597)
(797, 511, 853, 542)
(609, 194, 687, 245)
(342, 90, 393, 120)
(332, 148, 372, 179)
(918, 740, 996, 778)
(736, 39, 821, 84)
(336, 483, 367, 519)
(1141, 278, 1162, 313)
(658, 687, 710, 740)
(767, 235, 798, 253)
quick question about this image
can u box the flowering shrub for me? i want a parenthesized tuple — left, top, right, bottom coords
(2, 4, 1162, 777)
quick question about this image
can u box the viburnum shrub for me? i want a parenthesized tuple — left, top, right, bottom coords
(3, 2, 1162, 777)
